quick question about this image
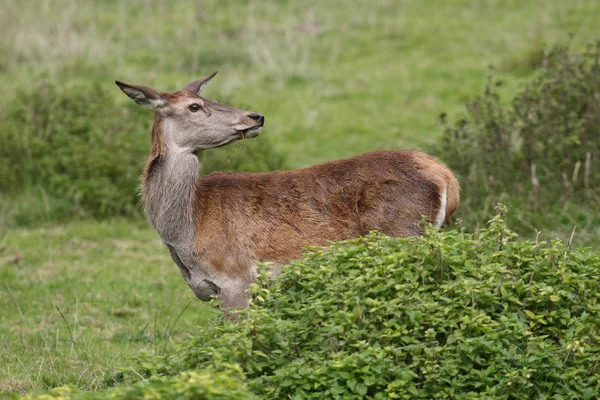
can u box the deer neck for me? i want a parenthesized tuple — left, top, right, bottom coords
(141, 116, 199, 246)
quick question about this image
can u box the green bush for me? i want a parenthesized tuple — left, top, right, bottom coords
(21, 368, 256, 400)
(121, 209, 600, 399)
(435, 41, 600, 242)
(0, 79, 149, 219)
(0, 79, 287, 224)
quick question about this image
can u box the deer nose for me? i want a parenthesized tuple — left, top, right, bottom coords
(249, 113, 265, 125)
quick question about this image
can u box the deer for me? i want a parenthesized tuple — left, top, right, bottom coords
(115, 72, 460, 311)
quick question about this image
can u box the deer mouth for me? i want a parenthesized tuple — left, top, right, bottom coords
(238, 125, 262, 138)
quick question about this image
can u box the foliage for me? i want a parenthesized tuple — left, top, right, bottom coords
(436, 41, 600, 242)
(121, 209, 600, 399)
(0, 78, 287, 224)
(20, 367, 255, 400)
(0, 78, 148, 220)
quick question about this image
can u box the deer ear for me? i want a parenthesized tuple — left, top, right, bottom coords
(115, 81, 167, 109)
(182, 71, 218, 95)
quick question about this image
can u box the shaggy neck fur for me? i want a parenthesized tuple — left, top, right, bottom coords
(141, 116, 198, 246)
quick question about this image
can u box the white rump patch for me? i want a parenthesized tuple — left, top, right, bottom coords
(434, 185, 447, 228)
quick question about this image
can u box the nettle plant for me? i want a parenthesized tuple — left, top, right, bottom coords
(120, 207, 600, 399)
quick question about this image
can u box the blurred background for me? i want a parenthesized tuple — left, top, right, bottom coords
(0, 0, 599, 395)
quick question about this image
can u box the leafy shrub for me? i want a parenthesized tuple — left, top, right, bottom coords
(435, 41, 600, 241)
(122, 209, 600, 399)
(21, 368, 256, 400)
(0, 78, 287, 224)
(0, 79, 149, 219)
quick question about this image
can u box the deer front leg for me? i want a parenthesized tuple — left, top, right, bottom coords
(217, 261, 285, 310)
(218, 283, 251, 310)
(214, 261, 285, 311)
(189, 276, 249, 310)
(166, 244, 222, 302)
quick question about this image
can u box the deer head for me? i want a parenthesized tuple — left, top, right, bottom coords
(115, 72, 264, 153)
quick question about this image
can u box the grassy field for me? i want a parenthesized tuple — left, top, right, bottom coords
(0, 220, 212, 394)
(1, 0, 600, 396)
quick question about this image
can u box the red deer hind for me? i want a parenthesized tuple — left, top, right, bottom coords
(116, 72, 460, 310)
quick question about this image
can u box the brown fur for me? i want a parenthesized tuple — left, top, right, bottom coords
(191, 150, 458, 279)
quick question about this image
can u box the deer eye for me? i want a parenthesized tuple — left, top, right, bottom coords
(188, 103, 202, 113)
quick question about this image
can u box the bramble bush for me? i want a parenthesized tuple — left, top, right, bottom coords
(436, 41, 600, 242)
(0, 78, 287, 224)
(103, 208, 599, 399)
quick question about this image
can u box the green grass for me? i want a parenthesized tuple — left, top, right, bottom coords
(0, 220, 213, 395)
(1, 0, 600, 397)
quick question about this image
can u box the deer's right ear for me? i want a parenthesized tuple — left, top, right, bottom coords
(115, 81, 167, 110)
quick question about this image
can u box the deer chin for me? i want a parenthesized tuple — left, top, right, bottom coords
(202, 127, 262, 151)
(237, 125, 262, 139)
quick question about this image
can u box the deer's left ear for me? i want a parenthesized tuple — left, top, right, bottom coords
(182, 71, 218, 95)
